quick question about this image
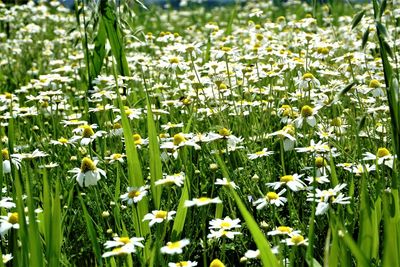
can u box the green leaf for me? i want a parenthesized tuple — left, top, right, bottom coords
(146, 101, 163, 209)
(111, 54, 150, 260)
(361, 27, 370, 50)
(351, 10, 365, 30)
(100, 0, 130, 77)
(306, 257, 322, 267)
(382, 40, 393, 58)
(49, 180, 62, 267)
(25, 171, 44, 267)
(215, 153, 279, 267)
(380, 0, 387, 18)
(78, 194, 102, 266)
(376, 22, 389, 39)
(340, 229, 370, 266)
(358, 175, 380, 260)
(171, 149, 190, 240)
(382, 190, 400, 267)
(14, 172, 29, 266)
(332, 82, 356, 104)
(91, 18, 107, 78)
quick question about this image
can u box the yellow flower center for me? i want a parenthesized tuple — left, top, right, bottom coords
(317, 47, 330, 55)
(315, 157, 327, 168)
(277, 226, 292, 233)
(302, 73, 314, 80)
(159, 133, 168, 139)
(173, 133, 186, 146)
(133, 134, 142, 145)
(219, 128, 230, 137)
(330, 117, 342, 127)
(2, 149, 9, 160)
(81, 125, 94, 138)
(5, 92, 12, 99)
(8, 213, 18, 224)
(80, 157, 96, 173)
(119, 237, 130, 244)
(301, 105, 313, 117)
(277, 16, 286, 23)
(128, 190, 141, 199)
(266, 192, 279, 200)
(167, 241, 181, 249)
(182, 98, 191, 105)
(219, 83, 228, 90)
(281, 105, 292, 116)
(291, 235, 305, 244)
(282, 125, 295, 136)
(112, 154, 122, 160)
(280, 175, 294, 182)
(210, 259, 225, 267)
(221, 46, 231, 52)
(111, 247, 125, 255)
(169, 57, 179, 64)
(369, 79, 381, 88)
(255, 151, 265, 155)
(58, 137, 68, 144)
(155, 211, 168, 219)
(198, 197, 210, 203)
(113, 123, 122, 129)
(176, 262, 189, 267)
(377, 147, 390, 158)
(220, 222, 231, 228)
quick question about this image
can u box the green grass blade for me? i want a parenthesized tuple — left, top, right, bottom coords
(146, 100, 162, 209)
(215, 153, 279, 267)
(42, 169, 52, 263)
(357, 173, 379, 260)
(382, 189, 400, 267)
(14, 171, 29, 266)
(171, 153, 190, 240)
(351, 10, 365, 29)
(91, 17, 107, 78)
(49, 179, 62, 267)
(78, 194, 103, 266)
(111, 56, 150, 260)
(339, 227, 370, 266)
(100, 0, 130, 77)
(25, 170, 44, 267)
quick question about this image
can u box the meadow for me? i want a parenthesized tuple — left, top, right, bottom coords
(0, 0, 399, 266)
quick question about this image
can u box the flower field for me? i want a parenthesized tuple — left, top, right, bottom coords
(0, 0, 400, 266)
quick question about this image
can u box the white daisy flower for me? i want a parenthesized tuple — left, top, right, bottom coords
(209, 216, 241, 230)
(0, 197, 16, 209)
(69, 157, 106, 187)
(267, 226, 300, 236)
(120, 186, 149, 205)
(267, 174, 306, 191)
(362, 147, 395, 169)
(283, 234, 309, 246)
(215, 178, 238, 189)
(247, 148, 274, 160)
(160, 239, 190, 255)
(0, 213, 20, 236)
(253, 189, 287, 209)
(207, 229, 241, 240)
(142, 210, 176, 227)
(155, 173, 185, 187)
(168, 261, 198, 267)
(184, 197, 222, 207)
(2, 253, 12, 264)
